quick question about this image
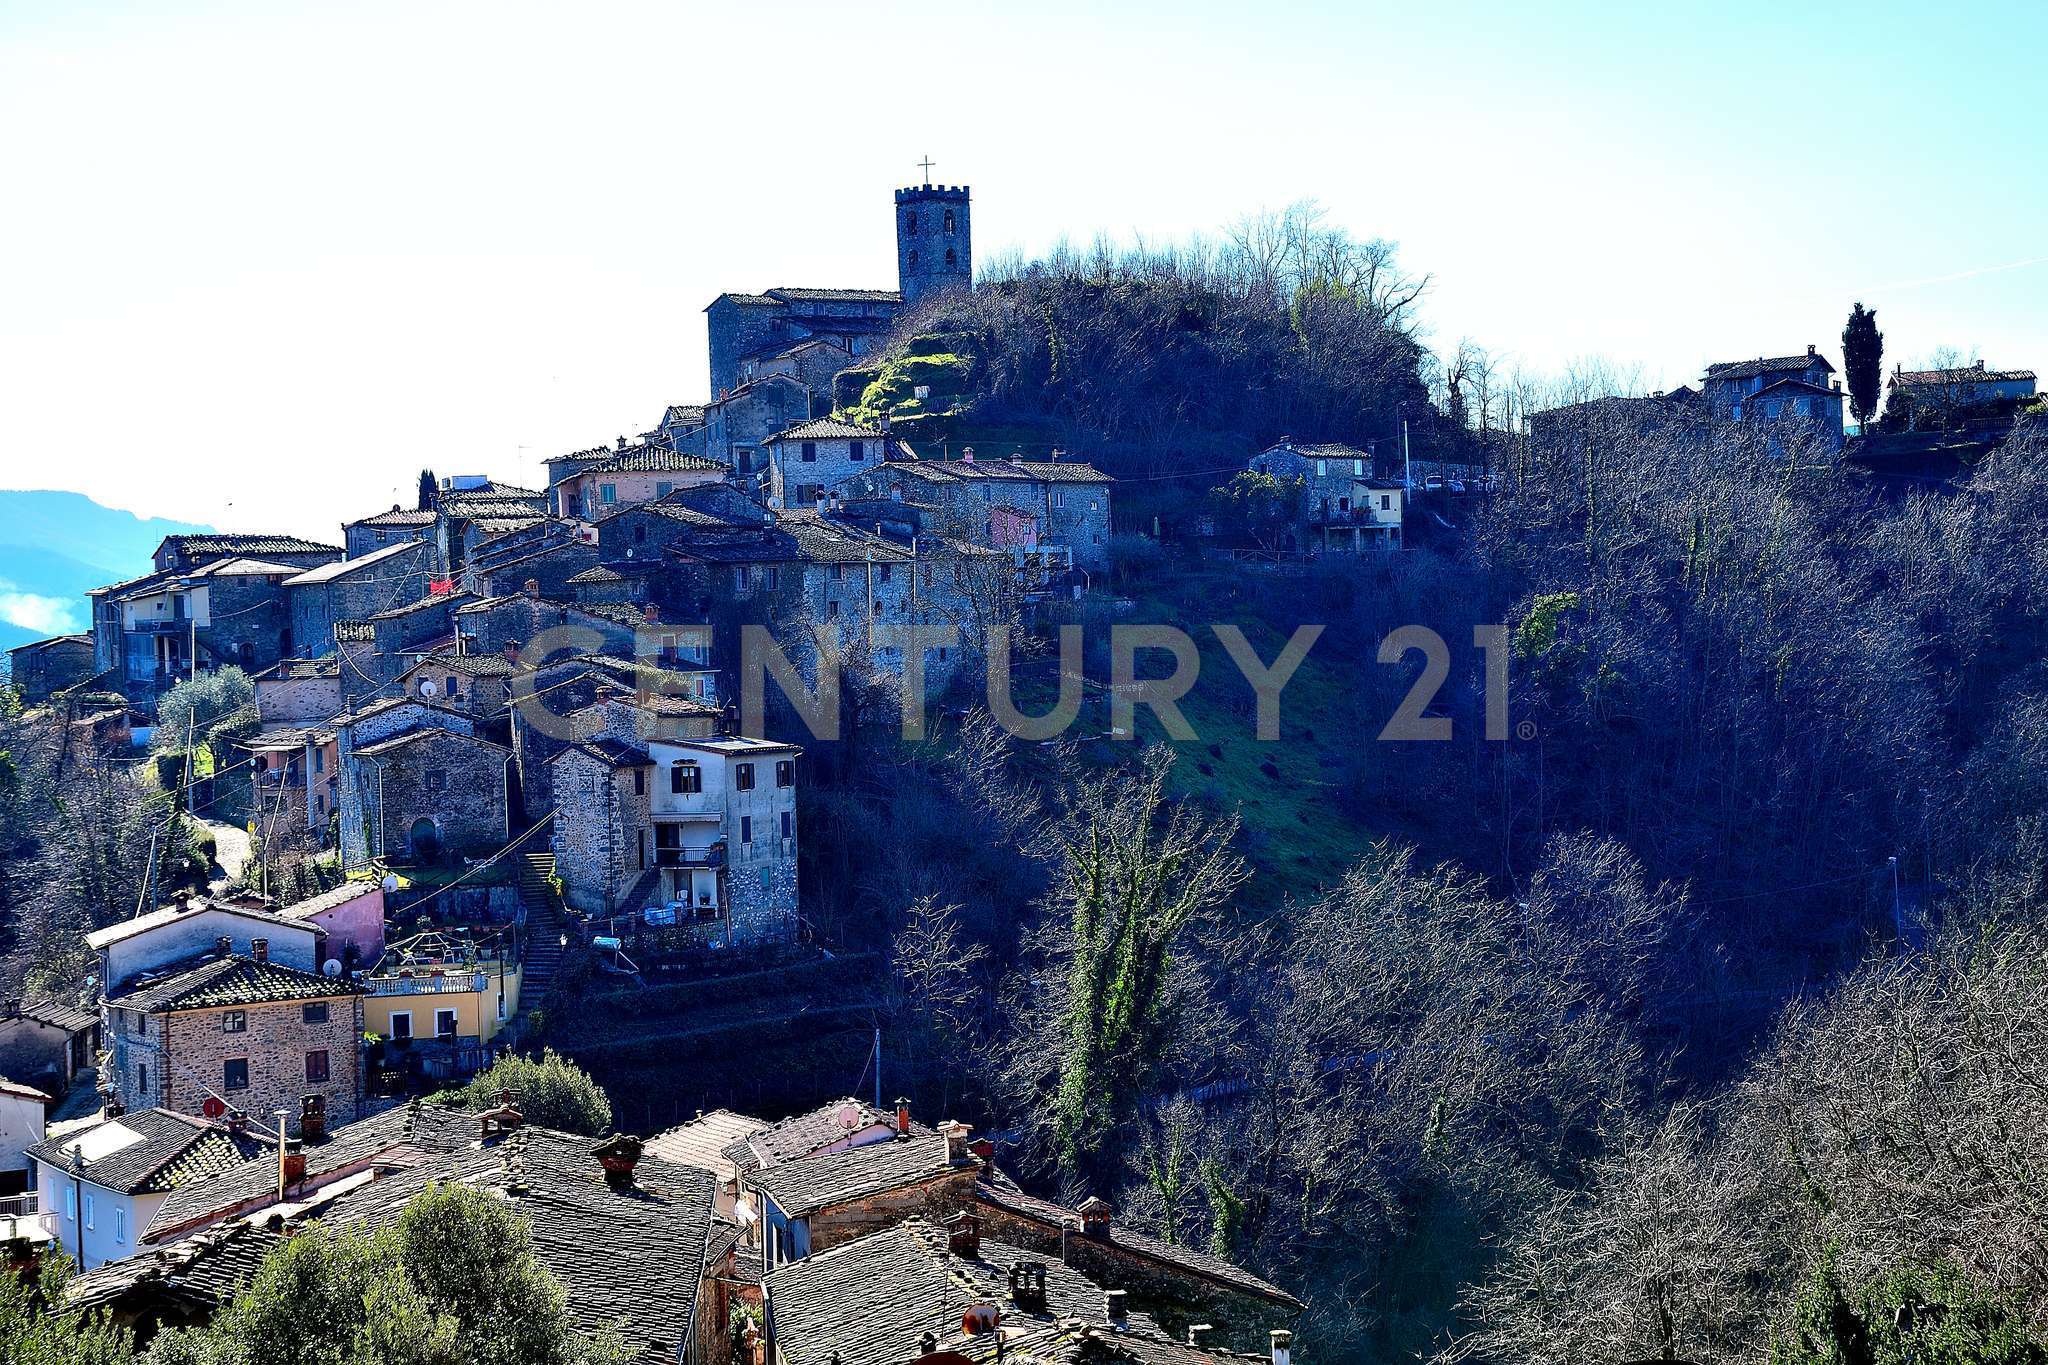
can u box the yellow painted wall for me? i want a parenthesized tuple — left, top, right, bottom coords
(363, 964, 522, 1045)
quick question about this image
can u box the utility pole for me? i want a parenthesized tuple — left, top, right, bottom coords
(1403, 420, 1413, 493)
(275, 1108, 292, 1203)
(873, 1026, 882, 1109)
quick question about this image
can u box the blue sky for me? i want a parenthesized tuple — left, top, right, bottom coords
(0, 0, 2042, 538)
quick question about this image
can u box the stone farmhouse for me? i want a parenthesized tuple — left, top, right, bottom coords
(1701, 345, 1846, 453)
(848, 450, 1115, 573)
(6, 633, 95, 701)
(0, 996, 101, 1099)
(1245, 442, 1404, 553)
(342, 506, 437, 557)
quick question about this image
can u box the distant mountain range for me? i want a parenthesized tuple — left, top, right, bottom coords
(0, 489, 214, 656)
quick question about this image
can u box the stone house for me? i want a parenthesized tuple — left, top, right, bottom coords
(152, 535, 341, 576)
(343, 507, 437, 558)
(349, 726, 513, 864)
(28, 1108, 269, 1269)
(739, 336, 857, 397)
(765, 418, 904, 509)
(465, 529, 600, 601)
(668, 511, 982, 701)
(0, 996, 101, 1099)
(509, 655, 720, 825)
(592, 484, 775, 566)
(332, 697, 482, 869)
(547, 691, 796, 940)
(430, 481, 548, 575)
(705, 288, 901, 398)
(395, 652, 524, 730)
(1886, 360, 2037, 427)
(453, 588, 643, 662)
(284, 540, 434, 658)
(746, 1116, 980, 1273)
(7, 634, 96, 702)
(677, 373, 818, 486)
(853, 453, 1115, 573)
(1245, 443, 1403, 553)
(98, 938, 364, 1132)
(1701, 347, 1845, 452)
(254, 657, 343, 724)
(553, 444, 729, 522)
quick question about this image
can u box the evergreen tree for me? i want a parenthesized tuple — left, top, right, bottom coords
(417, 469, 438, 512)
(456, 1049, 613, 1135)
(1842, 302, 1884, 430)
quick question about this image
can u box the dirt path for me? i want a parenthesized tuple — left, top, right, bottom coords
(206, 817, 252, 888)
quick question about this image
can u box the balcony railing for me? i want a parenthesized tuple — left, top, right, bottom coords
(654, 846, 724, 869)
(0, 1192, 52, 1242)
(365, 972, 490, 996)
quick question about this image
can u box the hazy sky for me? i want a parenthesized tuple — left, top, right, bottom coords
(2, 0, 2043, 539)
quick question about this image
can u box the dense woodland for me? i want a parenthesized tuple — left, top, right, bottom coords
(8, 204, 2048, 1363)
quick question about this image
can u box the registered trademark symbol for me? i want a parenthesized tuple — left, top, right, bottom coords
(1516, 720, 1538, 741)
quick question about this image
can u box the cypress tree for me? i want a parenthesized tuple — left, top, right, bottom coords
(1842, 302, 1884, 430)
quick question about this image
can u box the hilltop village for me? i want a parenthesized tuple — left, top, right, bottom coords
(0, 177, 1317, 1365)
(3, 171, 2045, 1365)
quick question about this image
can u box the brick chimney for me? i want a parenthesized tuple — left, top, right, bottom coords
(969, 1137, 994, 1167)
(227, 1109, 249, 1134)
(944, 1210, 980, 1259)
(592, 1133, 644, 1189)
(1104, 1289, 1128, 1324)
(1077, 1196, 1112, 1238)
(894, 1097, 911, 1137)
(300, 1094, 327, 1143)
(215, 935, 232, 956)
(525, 578, 540, 598)
(961, 447, 974, 464)
(643, 602, 660, 624)
(1270, 1329, 1294, 1365)
(477, 1090, 524, 1140)
(251, 938, 268, 964)
(282, 1139, 307, 1185)
(503, 641, 521, 663)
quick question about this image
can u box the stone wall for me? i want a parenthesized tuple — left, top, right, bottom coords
(803, 1167, 982, 1252)
(122, 993, 362, 1130)
(895, 185, 972, 306)
(549, 749, 649, 914)
(8, 637, 95, 701)
(366, 730, 511, 860)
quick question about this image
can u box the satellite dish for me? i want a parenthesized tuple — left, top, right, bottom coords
(202, 1096, 227, 1120)
(835, 1103, 862, 1132)
(382, 874, 400, 893)
(323, 959, 344, 978)
(419, 679, 438, 697)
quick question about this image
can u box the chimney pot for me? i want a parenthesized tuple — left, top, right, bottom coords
(227, 1109, 248, 1134)
(1077, 1195, 1113, 1238)
(1270, 1329, 1294, 1365)
(1187, 1325, 1215, 1349)
(945, 1210, 981, 1259)
(591, 1133, 645, 1189)
(939, 1119, 972, 1163)
(894, 1097, 911, 1136)
(215, 935, 233, 956)
(251, 937, 268, 964)
(1104, 1289, 1128, 1323)
(525, 578, 540, 598)
(282, 1141, 307, 1184)
(643, 603, 659, 624)
(617, 435, 627, 450)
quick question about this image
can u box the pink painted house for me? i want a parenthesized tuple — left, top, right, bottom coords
(989, 504, 1039, 552)
(276, 881, 386, 974)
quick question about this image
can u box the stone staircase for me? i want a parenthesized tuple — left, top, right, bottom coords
(517, 852, 566, 1001)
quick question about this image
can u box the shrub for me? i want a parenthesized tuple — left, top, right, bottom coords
(457, 1048, 612, 1135)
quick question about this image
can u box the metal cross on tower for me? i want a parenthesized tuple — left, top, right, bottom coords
(917, 155, 935, 185)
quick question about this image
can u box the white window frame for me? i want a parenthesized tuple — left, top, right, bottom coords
(65, 1185, 76, 1220)
(113, 1205, 127, 1244)
(435, 1008, 459, 1039)
(389, 1010, 413, 1040)
(83, 1190, 95, 1230)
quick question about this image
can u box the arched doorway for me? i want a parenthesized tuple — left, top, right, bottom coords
(408, 817, 442, 863)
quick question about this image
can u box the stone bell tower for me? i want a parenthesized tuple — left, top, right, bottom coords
(896, 161, 970, 307)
